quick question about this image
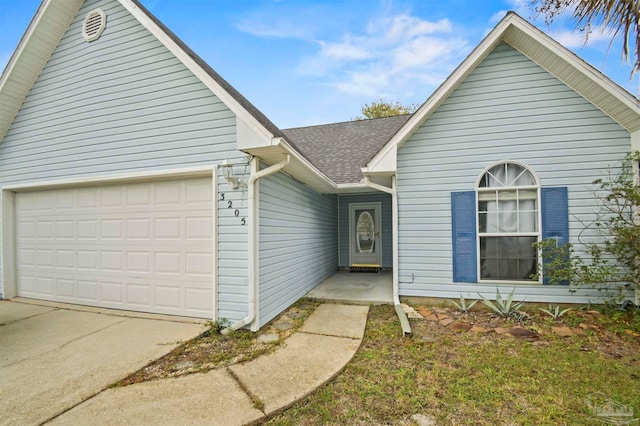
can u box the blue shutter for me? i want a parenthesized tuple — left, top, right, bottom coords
(451, 191, 477, 282)
(541, 187, 569, 284)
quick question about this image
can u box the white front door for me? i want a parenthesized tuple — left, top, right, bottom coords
(349, 202, 381, 267)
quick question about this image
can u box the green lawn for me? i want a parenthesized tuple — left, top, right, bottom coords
(267, 305, 640, 425)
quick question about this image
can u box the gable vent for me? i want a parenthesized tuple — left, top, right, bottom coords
(82, 8, 107, 42)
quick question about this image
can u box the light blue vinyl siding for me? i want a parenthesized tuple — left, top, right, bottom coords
(217, 159, 250, 323)
(396, 42, 630, 303)
(0, 0, 249, 319)
(338, 193, 393, 268)
(258, 171, 338, 327)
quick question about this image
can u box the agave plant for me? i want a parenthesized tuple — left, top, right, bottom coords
(538, 304, 572, 321)
(449, 294, 479, 314)
(479, 288, 526, 318)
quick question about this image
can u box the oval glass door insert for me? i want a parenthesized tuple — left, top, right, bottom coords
(356, 210, 375, 253)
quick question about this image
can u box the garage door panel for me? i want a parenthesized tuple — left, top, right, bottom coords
(15, 177, 214, 318)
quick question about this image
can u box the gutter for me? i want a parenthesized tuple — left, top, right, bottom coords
(363, 175, 411, 336)
(223, 154, 291, 333)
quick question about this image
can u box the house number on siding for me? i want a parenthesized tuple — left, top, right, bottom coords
(218, 193, 247, 225)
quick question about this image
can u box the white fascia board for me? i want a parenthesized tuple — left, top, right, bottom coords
(334, 183, 372, 193)
(364, 145, 397, 175)
(119, 0, 274, 143)
(366, 15, 512, 172)
(503, 16, 640, 130)
(236, 117, 272, 150)
(632, 131, 640, 151)
(0, 0, 84, 143)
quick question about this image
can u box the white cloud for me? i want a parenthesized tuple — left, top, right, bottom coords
(376, 15, 452, 40)
(235, 18, 313, 40)
(549, 25, 612, 48)
(297, 13, 469, 99)
(490, 0, 534, 24)
(319, 38, 372, 61)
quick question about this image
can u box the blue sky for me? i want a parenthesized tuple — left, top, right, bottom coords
(1, 0, 638, 128)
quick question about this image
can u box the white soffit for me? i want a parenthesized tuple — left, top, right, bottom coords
(0, 0, 84, 143)
(366, 12, 640, 173)
(243, 143, 336, 193)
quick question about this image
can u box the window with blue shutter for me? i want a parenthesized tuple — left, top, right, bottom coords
(541, 186, 569, 284)
(451, 191, 477, 282)
(452, 162, 569, 285)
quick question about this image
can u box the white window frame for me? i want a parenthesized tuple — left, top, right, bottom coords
(475, 161, 542, 283)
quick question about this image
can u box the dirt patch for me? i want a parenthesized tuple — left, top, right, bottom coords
(115, 300, 319, 387)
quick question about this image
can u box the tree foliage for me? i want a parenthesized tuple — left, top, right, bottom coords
(534, 151, 640, 303)
(354, 98, 418, 120)
(531, 0, 640, 76)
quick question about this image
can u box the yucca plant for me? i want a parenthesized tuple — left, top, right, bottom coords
(538, 304, 572, 321)
(479, 288, 526, 318)
(450, 294, 479, 314)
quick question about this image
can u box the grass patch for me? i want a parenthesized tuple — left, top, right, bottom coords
(114, 299, 319, 387)
(267, 305, 640, 425)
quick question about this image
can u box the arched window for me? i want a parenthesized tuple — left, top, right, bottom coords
(476, 162, 540, 281)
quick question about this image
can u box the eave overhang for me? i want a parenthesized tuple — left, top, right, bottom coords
(0, 0, 84, 142)
(366, 12, 640, 175)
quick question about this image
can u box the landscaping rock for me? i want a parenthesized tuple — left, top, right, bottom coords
(424, 314, 440, 322)
(257, 334, 280, 344)
(571, 327, 586, 336)
(470, 325, 491, 333)
(494, 327, 508, 335)
(288, 311, 305, 320)
(579, 323, 600, 331)
(439, 318, 454, 327)
(552, 327, 574, 337)
(273, 322, 294, 331)
(417, 307, 432, 317)
(508, 327, 538, 339)
(451, 322, 472, 332)
(408, 312, 424, 319)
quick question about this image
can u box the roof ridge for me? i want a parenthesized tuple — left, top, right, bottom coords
(282, 113, 413, 131)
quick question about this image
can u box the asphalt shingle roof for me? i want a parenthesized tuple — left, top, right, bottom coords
(282, 115, 411, 184)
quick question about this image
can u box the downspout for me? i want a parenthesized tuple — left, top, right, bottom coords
(223, 154, 291, 333)
(363, 175, 411, 336)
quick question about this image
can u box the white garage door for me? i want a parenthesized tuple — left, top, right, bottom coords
(15, 176, 213, 318)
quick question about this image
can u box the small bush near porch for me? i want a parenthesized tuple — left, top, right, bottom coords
(267, 304, 640, 425)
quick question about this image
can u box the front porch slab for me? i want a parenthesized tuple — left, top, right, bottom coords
(305, 270, 393, 304)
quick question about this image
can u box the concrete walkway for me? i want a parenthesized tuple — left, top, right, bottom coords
(0, 300, 204, 426)
(48, 303, 369, 425)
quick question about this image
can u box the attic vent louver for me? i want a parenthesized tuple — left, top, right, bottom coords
(82, 8, 106, 42)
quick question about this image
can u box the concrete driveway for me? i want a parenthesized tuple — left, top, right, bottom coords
(0, 299, 205, 426)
